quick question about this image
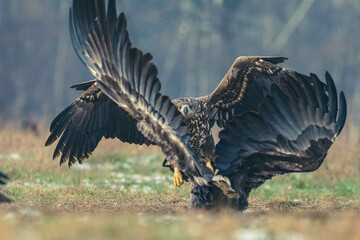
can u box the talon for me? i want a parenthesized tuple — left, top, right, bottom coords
(205, 162, 214, 172)
(174, 167, 183, 188)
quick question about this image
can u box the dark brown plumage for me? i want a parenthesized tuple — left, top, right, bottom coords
(190, 66, 346, 209)
(46, 0, 347, 210)
(45, 82, 152, 166)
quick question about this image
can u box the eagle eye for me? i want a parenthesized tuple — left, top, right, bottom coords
(180, 105, 191, 116)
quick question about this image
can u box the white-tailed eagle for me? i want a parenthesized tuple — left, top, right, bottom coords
(46, 0, 346, 210)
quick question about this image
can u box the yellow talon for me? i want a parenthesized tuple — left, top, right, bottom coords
(174, 167, 183, 188)
(206, 161, 214, 172)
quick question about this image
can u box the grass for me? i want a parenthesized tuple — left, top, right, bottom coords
(0, 122, 359, 240)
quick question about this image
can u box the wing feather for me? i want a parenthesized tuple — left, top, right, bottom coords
(325, 72, 338, 125)
(207, 57, 323, 129)
(215, 72, 346, 201)
(46, 84, 152, 166)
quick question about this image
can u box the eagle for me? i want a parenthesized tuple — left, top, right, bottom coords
(46, 0, 346, 210)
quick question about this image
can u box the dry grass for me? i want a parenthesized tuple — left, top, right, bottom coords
(0, 121, 359, 240)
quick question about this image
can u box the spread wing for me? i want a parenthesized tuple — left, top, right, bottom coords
(45, 83, 152, 166)
(215, 72, 346, 193)
(64, 0, 214, 185)
(207, 56, 314, 128)
(46, 0, 155, 165)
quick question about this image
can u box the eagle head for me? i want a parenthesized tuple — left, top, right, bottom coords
(172, 97, 201, 118)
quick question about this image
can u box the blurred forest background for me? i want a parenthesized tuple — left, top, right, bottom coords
(0, 0, 359, 128)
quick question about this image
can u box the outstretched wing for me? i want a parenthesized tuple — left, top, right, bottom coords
(67, 0, 214, 185)
(215, 72, 346, 192)
(45, 83, 152, 166)
(207, 56, 314, 128)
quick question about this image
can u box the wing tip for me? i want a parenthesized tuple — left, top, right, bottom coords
(335, 91, 347, 135)
(325, 71, 331, 79)
(325, 71, 336, 87)
(260, 56, 288, 64)
(70, 80, 96, 91)
(44, 139, 52, 147)
(309, 72, 318, 79)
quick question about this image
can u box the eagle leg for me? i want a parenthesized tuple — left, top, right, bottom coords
(173, 167, 184, 188)
(201, 134, 216, 173)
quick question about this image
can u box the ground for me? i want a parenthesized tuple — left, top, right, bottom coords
(0, 122, 359, 240)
